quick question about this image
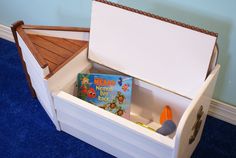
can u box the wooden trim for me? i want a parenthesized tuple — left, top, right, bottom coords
(11, 20, 24, 32)
(45, 43, 89, 79)
(16, 25, 48, 68)
(0, 24, 14, 42)
(95, 0, 218, 37)
(11, 21, 36, 97)
(209, 99, 236, 126)
(22, 25, 90, 32)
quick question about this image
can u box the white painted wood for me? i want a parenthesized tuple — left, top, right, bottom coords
(54, 92, 174, 158)
(88, 63, 191, 126)
(47, 48, 90, 92)
(55, 91, 174, 146)
(57, 59, 191, 126)
(58, 112, 166, 158)
(60, 122, 135, 158)
(174, 65, 220, 158)
(209, 99, 236, 126)
(89, 1, 217, 99)
(51, 53, 208, 157)
(17, 33, 59, 129)
(132, 79, 191, 126)
(18, 35, 51, 113)
(25, 29, 89, 41)
(17, 33, 49, 77)
(60, 78, 190, 128)
(0, 24, 14, 42)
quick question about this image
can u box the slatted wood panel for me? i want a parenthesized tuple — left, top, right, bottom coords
(27, 34, 88, 74)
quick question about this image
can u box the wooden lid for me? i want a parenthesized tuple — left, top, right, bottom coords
(88, 0, 217, 98)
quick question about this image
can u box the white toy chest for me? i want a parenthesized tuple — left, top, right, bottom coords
(12, 0, 220, 158)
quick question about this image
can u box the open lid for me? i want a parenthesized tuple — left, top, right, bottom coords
(88, 0, 218, 99)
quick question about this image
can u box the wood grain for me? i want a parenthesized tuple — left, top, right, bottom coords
(34, 45, 65, 64)
(45, 43, 88, 79)
(22, 25, 90, 32)
(66, 39, 88, 47)
(39, 35, 82, 53)
(27, 34, 88, 75)
(28, 34, 73, 58)
(16, 26, 48, 68)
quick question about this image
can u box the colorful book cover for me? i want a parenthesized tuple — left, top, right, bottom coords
(77, 73, 133, 119)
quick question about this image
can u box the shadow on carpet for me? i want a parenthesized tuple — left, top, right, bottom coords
(0, 38, 235, 158)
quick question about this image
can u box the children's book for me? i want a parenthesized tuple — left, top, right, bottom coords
(77, 73, 133, 119)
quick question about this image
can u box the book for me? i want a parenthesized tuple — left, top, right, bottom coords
(77, 73, 133, 119)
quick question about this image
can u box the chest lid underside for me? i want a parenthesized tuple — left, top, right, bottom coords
(88, 0, 218, 99)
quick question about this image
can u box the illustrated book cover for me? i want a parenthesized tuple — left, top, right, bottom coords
(77, 73, 133, 119)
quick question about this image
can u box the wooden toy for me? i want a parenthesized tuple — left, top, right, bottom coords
(11, 0, 220, 158)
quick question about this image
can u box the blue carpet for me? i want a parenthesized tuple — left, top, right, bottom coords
(0, 38, 235, 158)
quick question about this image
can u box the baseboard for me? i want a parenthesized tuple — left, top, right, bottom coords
(0, 24, 235, 125)
(0, 24, 14, 42)
(209, 99, 236, 126)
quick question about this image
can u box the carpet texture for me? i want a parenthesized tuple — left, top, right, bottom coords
(0, 38, 235, 158)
